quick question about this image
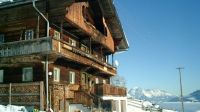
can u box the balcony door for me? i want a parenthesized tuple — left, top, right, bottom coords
(81, 72, 90, 89)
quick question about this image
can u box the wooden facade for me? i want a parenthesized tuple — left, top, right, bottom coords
(0, 0, 128, 112)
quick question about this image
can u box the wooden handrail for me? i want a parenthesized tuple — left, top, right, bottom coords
(94, 84, 126, 96)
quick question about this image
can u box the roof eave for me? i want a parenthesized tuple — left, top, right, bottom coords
(98, 0, 129, 51)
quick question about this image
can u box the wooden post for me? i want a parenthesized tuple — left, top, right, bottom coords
(60, 21, 63, 40)
(36, 16, 40, 38)
(89, 37, 92, 54)
(40, 81, 44, 110)
(9, 83, 11, 105)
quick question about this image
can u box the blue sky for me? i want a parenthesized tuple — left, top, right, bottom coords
(114, 0, 200, 95)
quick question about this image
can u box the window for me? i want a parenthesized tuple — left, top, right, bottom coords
(25, 30, 34, 40)
(22, 67, 33, 82)
(103, 79, 106, 84)
(81, 44, 90, 53)
(69, 71, 75, 84)
(69, 38, 76, 47)
(0, 34, 4, 43)
(54, 30, 60, 39)
(0, 70, 3, 83)
(54, 67, 60, 82)
(95, 78, 99, 84)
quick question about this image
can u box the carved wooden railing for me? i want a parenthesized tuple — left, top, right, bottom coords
(0, 37, 51, 57)
(93, 84, 126, 96)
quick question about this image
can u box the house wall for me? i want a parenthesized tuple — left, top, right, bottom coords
(0, 63, 44, 83)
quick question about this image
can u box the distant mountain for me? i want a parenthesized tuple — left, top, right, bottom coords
(170, 90, 200, 102)
(128, 87, 177, 103)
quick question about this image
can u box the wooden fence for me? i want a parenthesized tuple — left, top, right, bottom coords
(0, 82, 44, 110)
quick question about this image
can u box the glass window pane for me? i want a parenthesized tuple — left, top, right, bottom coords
(23, 67, 33, 82)
(54, 67, 60, 82)
(0, 70, 3, 83)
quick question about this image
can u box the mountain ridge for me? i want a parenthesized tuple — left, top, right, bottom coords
(128, 87, 200, 102)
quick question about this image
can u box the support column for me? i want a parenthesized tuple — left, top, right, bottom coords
(116, 100, 121, 112)
(45, 56, 49, 111)
(36, 16, 40, 38)
(60, 21, 63, 40)
(121, 100, 127, 112)
(112, 54, 114, 66)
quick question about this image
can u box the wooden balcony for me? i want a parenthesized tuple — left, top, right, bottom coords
(71, 91, 93, 107)
(0, 37, 116, 75)
(52, 38, 116, 75)
(93, 84, 126, 96)
(0, 37, 51, 58)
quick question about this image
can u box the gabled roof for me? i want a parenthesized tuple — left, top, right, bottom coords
(98, 0, 129, 52)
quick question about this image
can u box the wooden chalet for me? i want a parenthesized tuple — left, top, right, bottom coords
(0, 0, 129, 112)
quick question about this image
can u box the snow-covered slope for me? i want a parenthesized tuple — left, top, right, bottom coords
(128, 87, 177, 102)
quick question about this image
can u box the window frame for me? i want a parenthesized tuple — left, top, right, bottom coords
(54, 30, 60, 39)
(69, 38, 76, 47)
(0, 70, 4, 83)
(53, 67, 60, 82)
(69, 71, 75, 84)
(81, 44, 89, 53)
(95, 78, 99, 84)
(25, 29, 34, 40)
(22, 67, 33, 82)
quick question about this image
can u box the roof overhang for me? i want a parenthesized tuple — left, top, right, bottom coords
(98, 0, 129, 52)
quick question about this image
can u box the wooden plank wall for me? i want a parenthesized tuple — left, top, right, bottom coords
(1, 63, 44, 83)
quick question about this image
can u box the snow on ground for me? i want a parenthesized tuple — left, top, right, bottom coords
(127, 99, 178, 112)
(162, 109, 178, 112)
(0, 105, 28, 112)
(127, 104, 150, 112)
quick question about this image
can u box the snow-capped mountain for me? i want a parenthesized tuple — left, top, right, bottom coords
(187, 90, 200, 101)
(128, 87, 177, 102)
(170, 90, 200, 102)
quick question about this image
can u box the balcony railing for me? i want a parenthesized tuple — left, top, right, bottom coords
(0, 37, 116, 75)
(71, 91, 93, 107)
(93, 84, 126, 96)
(52, 39, 116, 75)
(0, 37, 51, 57)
